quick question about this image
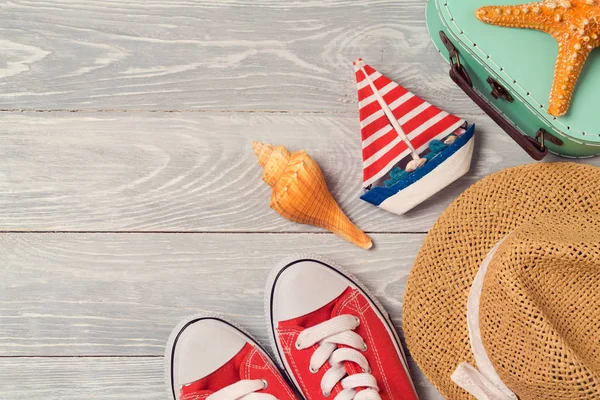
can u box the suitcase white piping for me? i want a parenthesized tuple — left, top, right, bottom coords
(435, 0, 600, 143)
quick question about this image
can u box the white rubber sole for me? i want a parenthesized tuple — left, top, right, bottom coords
(379, 135, 475, 215)
(164, 314, 280, 400)
(264, 254, 419, 399)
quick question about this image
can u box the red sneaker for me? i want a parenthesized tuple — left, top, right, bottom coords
(266, 255, 419, 400)
(165, 315, 298, 400)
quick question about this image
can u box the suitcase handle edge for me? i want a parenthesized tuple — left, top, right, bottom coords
(439, 31, 548, 161)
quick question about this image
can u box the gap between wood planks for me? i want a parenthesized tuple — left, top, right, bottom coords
(0, 108, 487, 116)
(0, 231, 427, 235)
(0, 355, 162, 359)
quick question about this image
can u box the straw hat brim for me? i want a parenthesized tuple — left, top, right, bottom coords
(402, 162, 600, 400)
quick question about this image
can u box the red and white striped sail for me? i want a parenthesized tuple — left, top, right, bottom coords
(353, 58, 465, 187)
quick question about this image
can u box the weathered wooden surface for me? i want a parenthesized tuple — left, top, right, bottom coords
(0, 232, 442, 399)
(0, 357, 443, 399)
(2, 1, 599, 399)
(0, 233, 425, 355)
(0, 111, 596, 234)
(0, 358, 165, 399)
(0, 0, 479, 114)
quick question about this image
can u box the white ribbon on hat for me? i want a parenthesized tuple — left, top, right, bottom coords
(451, 236, 518, 400)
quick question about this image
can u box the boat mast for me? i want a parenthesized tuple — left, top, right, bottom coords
(359, 66, 421, 162)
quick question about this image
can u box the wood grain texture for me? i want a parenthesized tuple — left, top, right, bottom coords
(0, 358, 165, 399)
(2, 2, 599, 399)
(0, 0, 478, 114)
(0, 231, 448, 399)
(0, 232, 425, 356)
(0, 111, 597, 233)
(0, 357, 444, 400)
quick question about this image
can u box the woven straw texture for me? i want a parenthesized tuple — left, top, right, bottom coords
(403, 162, 600, 400)
(480, 214, 600, 399)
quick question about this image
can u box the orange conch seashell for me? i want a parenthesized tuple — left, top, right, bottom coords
(253, 142, 373, 250)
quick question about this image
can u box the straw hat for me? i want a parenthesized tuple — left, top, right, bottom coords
(403, 162, 600, 400)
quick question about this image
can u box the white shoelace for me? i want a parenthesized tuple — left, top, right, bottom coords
(295, 314, 381, 400)
(206, 379, 276, 400)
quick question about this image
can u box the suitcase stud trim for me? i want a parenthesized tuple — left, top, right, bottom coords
(441, 30, 549, 159)
(433, 0, 600, 145)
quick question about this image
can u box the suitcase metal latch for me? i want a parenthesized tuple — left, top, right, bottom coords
(439, 30, 548, 160)
(487, 77, 514, 102)
(536, 128, 564, 149)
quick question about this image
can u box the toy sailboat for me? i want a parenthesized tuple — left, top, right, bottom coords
(353, 58, 476, 216)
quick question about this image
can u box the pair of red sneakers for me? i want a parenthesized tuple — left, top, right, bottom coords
(165, 255, 419, 400)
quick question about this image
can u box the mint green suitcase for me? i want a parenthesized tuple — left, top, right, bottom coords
(427, 0, 600, 159)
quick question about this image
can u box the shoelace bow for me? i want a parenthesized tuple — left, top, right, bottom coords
(295, 314, 381, 400)
(206, 379, 276, 400)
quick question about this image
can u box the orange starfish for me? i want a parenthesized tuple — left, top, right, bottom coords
(476, 0, 600, 116)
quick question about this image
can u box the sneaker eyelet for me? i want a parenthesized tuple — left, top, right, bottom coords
(261, 379, 268, 389)
(295, 341, 301, 350)
(309, 366, 318, 374)
(363, 366, 372, 374)
(354, 316, 360, 325)
(323, 390, 331, 397)
(361, 342, 368, 352)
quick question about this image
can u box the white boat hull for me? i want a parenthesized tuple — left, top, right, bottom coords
(378, 135, 475, 215)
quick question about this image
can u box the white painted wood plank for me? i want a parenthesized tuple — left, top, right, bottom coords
(0, 232, 445, 398)
(0, 232, 425, 356)
(0, 192, 450, 397)
(0, 0, 477, 114)
(0, 358, 166, 400)
(0, 111, 597, 233)
(0, 357, 444, 400)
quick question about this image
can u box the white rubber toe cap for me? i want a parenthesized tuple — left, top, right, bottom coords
(269, 259, 351, 324)
(172, 318, 247, 387)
